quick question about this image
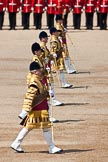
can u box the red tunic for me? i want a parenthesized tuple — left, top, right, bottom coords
(84, 0, 97, 13)
(6, 0, 21, 12)
(55, 0, 64, 14)
(97, 0, 108, 13)
(64, 0, 72, 13)
(21, 0, 32, 13)
(47, 0, 56, 14)
(0, 0, 6, 12)
(32, 0, 46, 13)
(72, 0, 84, 14)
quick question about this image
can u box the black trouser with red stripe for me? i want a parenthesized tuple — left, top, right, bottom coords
(46, 13, 54, 29)
(34, 13, 42, 29)
(9, 12, 16, 30)
(73, 13, 81, 29)
(85, 12, 94, 29)
(22, 12, 30, 29)
(99, 13, 107, 30)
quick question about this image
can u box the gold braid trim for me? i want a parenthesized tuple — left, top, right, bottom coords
(23, 110, 51, 129)
(23, 74, 49, 112)
(32, 55, 43, 68)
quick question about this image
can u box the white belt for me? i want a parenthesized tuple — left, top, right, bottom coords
(100, 5, 108, 7)
(86, 4, 94, 6)
(9, 3, 17, 5)
(0, 2, 3, 5)
(35, 4, 43, 7)
(48, 4, 55, 7)
(23, 4, 30, 7)
(65, 4, 70, 7)
(74, 5, 82, 8)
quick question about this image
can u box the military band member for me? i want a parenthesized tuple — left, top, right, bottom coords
(46, 0, 56, 29)
(11, 61, 63, 154)
(97, 0, 108, 30)
(21, 0, 32, 30)
(32, 0, 46, 29)
(49, 27, 72, 88)
(0, 0, 6, 30)
(6, 0, 21, 30)
(72, 0, 84, 29)
(39, 31, 64, 107)
(55, 14, 76, 74)
(84, 0, 96, 30)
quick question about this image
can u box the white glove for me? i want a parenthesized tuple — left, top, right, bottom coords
(46, 66, 50, 73)
(81, 9, 83, 13)
(58, 36, 62, 42)
(50, 60, 54, 65)
(3, 8, 6, 12)
(53, 53, 57, 58)
(96, 8, 99, 12)
(49, 90, 54, 97)
(17, 8, 20, 12)
(83, 6, 85, 10)
(64, 28, 67, 32)
(18, 110, 28, 119)
(45, 57, 49, 63)
(43, 7, 47, 12)
(20, 7, 22, 11)
(31, 7, 34, 11)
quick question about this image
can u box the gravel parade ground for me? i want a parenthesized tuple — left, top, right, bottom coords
(0, 12, 108, 162)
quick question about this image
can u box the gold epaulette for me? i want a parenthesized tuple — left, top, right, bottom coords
(29, 74, 43, 92)
(32, 55, 43, 68)
(40, 42, 50, 58)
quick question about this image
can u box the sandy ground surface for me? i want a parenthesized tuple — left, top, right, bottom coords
(0, 12, 108, 162)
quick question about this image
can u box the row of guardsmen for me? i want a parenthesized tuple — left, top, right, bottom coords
(0, 0, 108, 30)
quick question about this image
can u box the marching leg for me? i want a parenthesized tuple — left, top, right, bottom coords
(51, 83, 64, 106)
(59, 70, 72, 88)
(43, 128, 63, 154)
(64, 57, 76, 74)
(10, 127, 30, 153)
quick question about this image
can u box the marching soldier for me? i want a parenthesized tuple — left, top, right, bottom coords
(11, 61, 63, 154)
(84, 0, 97, 30)
(55, 14, 76, 74)
(97, 0, 108, 30)
(46, 0, 56, 29)
(72, 0, 84, 29)
(63, 0, 72, 28)
(32, 0, 46, 29)
(6, 0, 21, 30)
(49, 27, 72, 88)
(21, 0, 32, 30)
(39, 31, 64, 107)
(0, 0, 6, 30)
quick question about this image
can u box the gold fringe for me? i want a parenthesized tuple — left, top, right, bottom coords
(23, 110, 51, 129)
